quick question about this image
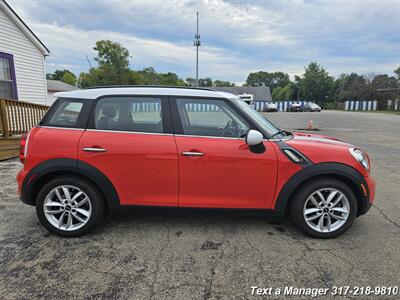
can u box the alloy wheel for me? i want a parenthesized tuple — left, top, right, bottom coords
(43, 185, 92, 231)
(303, 188, 350, 233)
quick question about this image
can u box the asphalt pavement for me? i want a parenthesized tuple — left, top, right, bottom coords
(0, 110, 399, 299)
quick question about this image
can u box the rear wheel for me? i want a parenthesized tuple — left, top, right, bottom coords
(290, 178, 358, 238)
(36, 176, 104, 237)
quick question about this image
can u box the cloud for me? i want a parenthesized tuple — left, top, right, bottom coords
(29, 21, 255, 81)
(6, 0, 400, 82)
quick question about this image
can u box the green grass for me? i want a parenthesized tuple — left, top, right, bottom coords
(325, 109, 400, 115)
(360, 110, 400, 115)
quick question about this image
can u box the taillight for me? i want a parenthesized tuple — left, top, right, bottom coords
(19, 133, 28, 163)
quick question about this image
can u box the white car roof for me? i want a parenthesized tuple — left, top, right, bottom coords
(54, 86, 237, 100)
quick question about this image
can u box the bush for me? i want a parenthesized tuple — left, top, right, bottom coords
(324, 102, 339, 110)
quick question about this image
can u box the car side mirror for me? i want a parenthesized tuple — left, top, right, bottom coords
(246, 130, 263, 146)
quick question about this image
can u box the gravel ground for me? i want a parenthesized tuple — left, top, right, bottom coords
(0, 110, 399, 299)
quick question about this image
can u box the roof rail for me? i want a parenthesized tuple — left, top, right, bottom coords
(83, 85, 215, 91)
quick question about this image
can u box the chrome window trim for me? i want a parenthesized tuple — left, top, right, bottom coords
(38, 126, 85, 131)
(267, 136, 294, 142)
(85, 129, 173, 136)
(174, 134, 245, 141)
(38, 125, 293, 141)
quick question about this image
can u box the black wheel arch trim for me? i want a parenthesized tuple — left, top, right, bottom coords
(21, 158, 120, 208)
(274, 162, 370, 216)
(21, 160, 370, 217)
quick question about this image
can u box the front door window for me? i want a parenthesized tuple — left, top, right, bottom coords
(175, 98, 250, 138)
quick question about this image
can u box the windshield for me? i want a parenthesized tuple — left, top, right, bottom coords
(232, 98, 280, 137)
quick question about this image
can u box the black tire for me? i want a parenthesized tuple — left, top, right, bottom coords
(290, 178, 358, 238)
(36, 175, 105, 237)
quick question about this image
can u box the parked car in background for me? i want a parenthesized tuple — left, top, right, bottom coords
(287, 103, 303, 112)
(264, 102, 278, 112)
(17, 86, 375, 238)
(303, 102, 322, 112)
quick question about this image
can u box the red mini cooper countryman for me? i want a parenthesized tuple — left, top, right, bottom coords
(17, 87, 375, 238)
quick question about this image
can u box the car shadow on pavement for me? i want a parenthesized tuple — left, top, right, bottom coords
(98, 210, 295, 237)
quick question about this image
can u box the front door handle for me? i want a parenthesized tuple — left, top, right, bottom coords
(83, 147, 107, 153)
(182, 151, 204, 157)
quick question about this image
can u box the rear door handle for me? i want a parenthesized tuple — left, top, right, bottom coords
(83, 147, 107, 153)
(181, 151, 204, 156)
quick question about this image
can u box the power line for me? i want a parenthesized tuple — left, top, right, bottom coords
(85, 54, 92, 69)
(366, 42, 400, 73)
(376, 87, 400, 92)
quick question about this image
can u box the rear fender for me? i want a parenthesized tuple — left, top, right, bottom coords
(21, 158, 120, 208)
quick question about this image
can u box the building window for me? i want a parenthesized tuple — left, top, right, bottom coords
(0, 52, 18, 100)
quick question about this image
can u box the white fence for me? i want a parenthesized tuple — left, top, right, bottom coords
(387, 99, 400, 111)
(132, 100, 396, 113)
(344, 100, 377, 111)
(254, 101, 310, 112)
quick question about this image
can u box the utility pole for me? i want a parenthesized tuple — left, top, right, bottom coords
(194, 12, 201, 87)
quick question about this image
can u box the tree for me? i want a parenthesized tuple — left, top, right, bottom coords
(79, 40, 132, 87)
(245, 71, 290, 90)
(272, 86, 283, 100)
(295, 62, 335, 104)
(159, 72, 186, 86)
(94, 40, 130, 70)
(62, 73, 77, 86)
(370, 74, 398, 101)
(394, 66, 400, 81)
(137, 68, 185, 86)
(46, 69, 77, 85)
(198, 77, 213, 87)
(280, 82, 296, 100)
(185, 77, 234, 87)
(335, 73, 369, 101)
(78, 41, 186, 87)
(185, 77, 196, 87)
(272, 83, 296, 100)
(78, 69, 102, 88)
(213, 80, 235, 87)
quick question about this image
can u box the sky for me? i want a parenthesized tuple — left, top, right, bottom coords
(7, 0, 400, 84)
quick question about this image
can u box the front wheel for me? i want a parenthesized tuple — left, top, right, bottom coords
(36, 176, 105, 237)
(290, 178, 358, 238)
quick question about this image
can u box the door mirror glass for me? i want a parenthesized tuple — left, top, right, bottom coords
(246, 130, 263, 146)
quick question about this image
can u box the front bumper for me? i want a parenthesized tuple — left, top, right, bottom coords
(359, 174, 376, 215)
(366, 174, 376, 203)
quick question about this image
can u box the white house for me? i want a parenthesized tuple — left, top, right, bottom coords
(0, 0, 49, 104)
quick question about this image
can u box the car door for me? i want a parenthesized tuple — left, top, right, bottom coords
(78, 96, 178, 206)
(171, 97, 278, 209)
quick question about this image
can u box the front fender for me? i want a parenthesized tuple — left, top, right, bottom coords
(274, 162, 371, 216)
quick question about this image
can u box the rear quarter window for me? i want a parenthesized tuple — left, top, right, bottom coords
(42, 98, 91, 128)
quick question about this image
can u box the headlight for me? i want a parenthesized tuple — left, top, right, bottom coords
(349, 148, 370, 171)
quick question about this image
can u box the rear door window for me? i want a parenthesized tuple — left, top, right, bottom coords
(93, 97, 164, 133)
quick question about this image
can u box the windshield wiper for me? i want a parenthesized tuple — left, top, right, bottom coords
(270, 130, 292, 138)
